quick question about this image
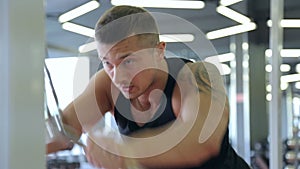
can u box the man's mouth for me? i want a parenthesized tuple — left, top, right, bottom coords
(120, 85, 133, 93)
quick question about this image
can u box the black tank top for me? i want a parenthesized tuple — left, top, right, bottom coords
(114, 58, 250, 169)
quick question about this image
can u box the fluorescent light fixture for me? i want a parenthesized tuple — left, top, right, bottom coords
(265, 64, 272, 72)
(219, 0, 243, 6)
(266, 83, 289, 92)
(280, 64, 291, 72)
(205, 52, 235, 63)
(243, 60, 249, 68)
(293, 97, 300, 104)
(79, 41, 97, 53)
(281, 49, 300, 57)
(266, 74, 300, 90)
(295, 82, 300, 89)
(206, 22, 256, 40)
(265, 49, 300, 57)
(267, 19, 300, 28)
(204, 54, 233, 75)
(220, 64, 231, 75)
(266, 93, 272, 101)
(111, 0, 205, 9)
(265, 64, 291, 72)
(160, 34, 194, 42)
(78, 34, 194, 53)
(58, 1, 100, 23)
(62, 22, 94, 37)
(296, 64, 300, 73)
(281, 74, 300, 83)
(265, 49, 272, 57)
(266, 84, 272, 92)
(216, 6, 251, 24)
(266, 20, 272, 27)
(242, 42, 249, 50)
(189, 58, 196, 62)
(281, 83, 289, 90)
(281, 19, 300, 27)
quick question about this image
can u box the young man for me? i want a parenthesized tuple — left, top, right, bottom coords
(47, 5, 250, 169)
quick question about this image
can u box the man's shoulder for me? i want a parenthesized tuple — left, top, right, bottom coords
(179, 60, 219, 76)
(177, 60, 223, 92)
(94, 69, 110, 81)
(166, 57, 218, 71)
(185, 60, 218, 70)
(92, 69, 113, 92)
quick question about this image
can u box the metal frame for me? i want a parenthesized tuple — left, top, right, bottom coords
(269, 0, 283, 168)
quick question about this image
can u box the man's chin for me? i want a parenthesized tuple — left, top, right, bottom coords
(122, 92, 137, 99)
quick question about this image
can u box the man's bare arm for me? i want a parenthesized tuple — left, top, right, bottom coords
(46, 70, 113, 154)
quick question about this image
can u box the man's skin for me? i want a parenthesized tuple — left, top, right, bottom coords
(47, 35, 229, 169)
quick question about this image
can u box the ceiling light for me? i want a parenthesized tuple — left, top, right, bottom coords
(265, 64, 291, 72)
(266, 93, 272, 101)
(265, 49, 272, 57)
(266, 83, 289, 92)
(204, 52, 235, 63)
(265, 49, 300, 57)
(216, 6, 251, 24)
(160, 34, 194, 42)
(220, 64, 231, 75)
(265, 64, 272, 72)
(111, 0, 205, 9)
(296, 64, 300, 73)
(242, 42, 249, 50)
(281, 74, 300, 83)
(58, 1, 100, 23)
(281, 19, 300, 27)
(267, 19, 300, 28)
(266, 84, 272, 92)
(62, 22, 94, 37)
(281, 49, 300, 57)
(78, 41, 97, 53)
(281, 83, 289, 90)
(78, 34, 194, 53)
(295, 82, 300, 89)
(206, 22, 256, 40)
(267, 74, 300, 89)
(280, 64, 291, 72)
(243, 60, 249, 68)
(266, 20, 272, 27)
(219, 0, 243, 6)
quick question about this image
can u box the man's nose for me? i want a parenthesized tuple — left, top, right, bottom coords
(112, 66, 128, 85)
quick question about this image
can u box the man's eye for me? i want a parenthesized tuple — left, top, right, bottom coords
(124, 59, 134, 65)
(103, 61, 110, 65)
(103, 61, 113, 68)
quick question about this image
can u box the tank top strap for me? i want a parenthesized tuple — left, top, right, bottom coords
(114, 57, 191, 135)
(164, 57, 192, 97)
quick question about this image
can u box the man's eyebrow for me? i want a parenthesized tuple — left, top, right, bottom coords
(100, 52, 132, 62)
(118, 53, 131, 60)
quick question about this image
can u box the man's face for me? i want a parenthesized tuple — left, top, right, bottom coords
(97, 36, 162, 99)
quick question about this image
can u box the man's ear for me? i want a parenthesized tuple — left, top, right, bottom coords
(156, 41, 166, 58)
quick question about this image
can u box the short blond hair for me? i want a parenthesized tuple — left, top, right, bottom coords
(95, 5, 159, 45)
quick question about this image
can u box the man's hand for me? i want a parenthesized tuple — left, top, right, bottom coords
(46, 116, 74, 154)
(47, 137, 73, 154)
